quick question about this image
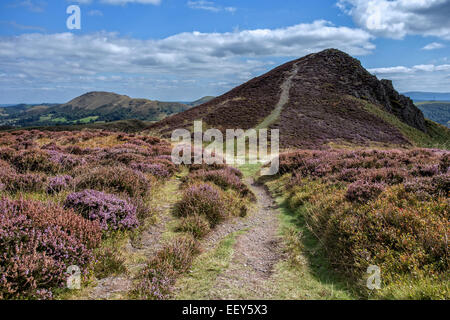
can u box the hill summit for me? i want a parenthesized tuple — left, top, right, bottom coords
(150, 49, 433, 148)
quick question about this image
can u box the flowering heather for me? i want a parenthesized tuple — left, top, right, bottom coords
(64, 190, 139, 231)
(345, 180, 385, 203)
(12, 149, 60, 174)
(0, 198, 101, 299)
(74, 165, 151, 198)
(47, 175, 74, 194)
(46, 150, 86, 171)
(186, 168, 254, 199)
(174, 183, 227, 227)
(279, 147, 450, 296)
(130, 162, 171, 179)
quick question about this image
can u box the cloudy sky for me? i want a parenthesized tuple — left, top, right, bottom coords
(0, 0, 449, 103)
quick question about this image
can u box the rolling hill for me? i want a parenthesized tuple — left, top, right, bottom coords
(415, 101, 450, 128)
(149, 49, 449, 149)
(0, 92, 191, 127)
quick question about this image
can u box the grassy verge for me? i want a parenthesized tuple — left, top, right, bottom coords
(174, 231, 246, 300)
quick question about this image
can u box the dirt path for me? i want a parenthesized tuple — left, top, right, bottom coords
(202, 178, 283, 299)
(87, 178, 181, 300)
(256, 62, 299, 130)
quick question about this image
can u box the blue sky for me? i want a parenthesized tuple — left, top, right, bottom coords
(0, 0, 449, 103)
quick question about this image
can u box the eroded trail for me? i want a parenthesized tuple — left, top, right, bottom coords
(197, 178, 283, 300)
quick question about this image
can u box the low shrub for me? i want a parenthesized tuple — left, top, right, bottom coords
(174, 183, 227, 227)
(47, 175, 74, 194)
(175, 215, 211, 239)
(0, 170, 47, 193)
(12, 149, 60, 174)
(186, 168, 254, 199)
(64, 190, 139, 231)
(74, 165, 151, 198)
(0, 198, 101, 299)
(345, 180, 385, 203)
(134, 235, 199, 300)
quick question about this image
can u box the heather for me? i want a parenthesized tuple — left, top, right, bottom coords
(133, 235, 199, 300)
(0, 198, 102, 299)
(74, 165, 151, 199)
(0, 129, 179, 299)
(64, 190, 139, 231)
(275, 148, 449, 298)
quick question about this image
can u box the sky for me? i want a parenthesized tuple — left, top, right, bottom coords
(0, 0, 450, 104)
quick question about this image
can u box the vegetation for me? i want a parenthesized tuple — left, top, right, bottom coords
(0, 129, 178, 299)
(362, 100, 450, 149)
(268, 148, 449, 299)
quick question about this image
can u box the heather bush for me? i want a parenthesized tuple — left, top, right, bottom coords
(0, 148, 15, 162)
(64, 190, 139, 231)
(134, 235, 199, 300)
(174, 183, 227, 227)
(74, 165, 151, 198)
(175, 215, 211, 239)
(187, 169, 252, 197)
(0, 171, 47, 193)
(130, 162, 171, 179)
(345, 180, 385, 203)
(47, 175, 74, 194)
(12, 149, 60, 174)
(46, 150, 86, 171)
(0, 198, 101, 299)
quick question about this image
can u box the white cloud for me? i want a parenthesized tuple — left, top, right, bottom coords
(88, 9, 104, 16)
(422, 42, 445, 50)
(8, 0, 46, 12)
(368, 63, 450, 91)
(338, 0, 450, 39)
(0, 21, 374, 101)
(187, 1, 236, 13)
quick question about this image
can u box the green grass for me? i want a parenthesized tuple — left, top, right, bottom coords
(361, 100, 450, 149)
(77, 116, 99, 124)
(50, 117, 68, 123)
(238, 163, 262, 179)
(174, 231, 245, 300)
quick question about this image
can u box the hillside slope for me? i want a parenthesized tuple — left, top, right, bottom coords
(150, 49, 440, 149)
(0, 92, 190, 127)
(416, 101, 450, 128)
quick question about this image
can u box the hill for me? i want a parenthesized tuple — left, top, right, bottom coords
(187, 96, 216, 107)
(149, 49, 448, 149)
(0, 92, 190, 127)
(415, 101, 450, 128)
(405, 92, 450, 101)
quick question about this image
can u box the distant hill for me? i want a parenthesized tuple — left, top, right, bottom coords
(150, 49, 449, 149)
(416, 101, 450, 128)
(187, 96, 215, 107)
(405, 92, 450, 101)
(0, 92, 190, 127)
